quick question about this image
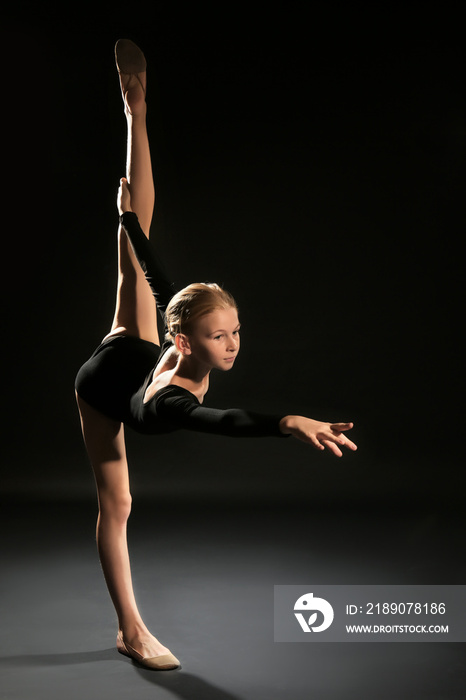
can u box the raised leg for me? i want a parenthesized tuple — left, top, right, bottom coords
(108, 40, 159, 344)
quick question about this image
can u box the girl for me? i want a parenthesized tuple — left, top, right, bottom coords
(75, 39, 357, 671)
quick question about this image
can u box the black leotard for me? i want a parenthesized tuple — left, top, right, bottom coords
(75, 212, 286, 438)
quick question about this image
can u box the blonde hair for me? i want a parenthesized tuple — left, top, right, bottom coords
(165, 282, 237, 342)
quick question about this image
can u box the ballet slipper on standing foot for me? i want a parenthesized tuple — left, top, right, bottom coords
(114, 39, 147, 115)
(116, 630, 181, 670)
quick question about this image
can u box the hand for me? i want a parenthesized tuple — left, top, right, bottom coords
(279, 416, 357, 457)
(117, 177, 132, 215)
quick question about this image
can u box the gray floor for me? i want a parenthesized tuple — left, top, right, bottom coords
(1, 498, 465, 700)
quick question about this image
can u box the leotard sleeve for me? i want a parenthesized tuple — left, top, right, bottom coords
(149, 385, 288, 438)
(119, 211, 177, 315)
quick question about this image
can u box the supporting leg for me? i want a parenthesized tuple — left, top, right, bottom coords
(76, 394, 177, 663)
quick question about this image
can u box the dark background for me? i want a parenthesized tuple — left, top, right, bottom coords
(2, 5, 463, 504)
(1, 5, 465, 699)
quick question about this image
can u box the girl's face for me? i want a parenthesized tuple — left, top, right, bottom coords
(187, 306, 240, 371)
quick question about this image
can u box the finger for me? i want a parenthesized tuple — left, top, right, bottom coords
(308, 434, 325, 451)
(330, 422, 354, 432)
(335, 435, 357, 451)
(342, 437, 358, 451)
(330, 431, 358, 450)
(319, 429, 347, 445)
(322, 433, 357, 453)
(321, 439, 343, 457)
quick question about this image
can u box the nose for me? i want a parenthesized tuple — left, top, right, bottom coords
(227, 334, 239, 351)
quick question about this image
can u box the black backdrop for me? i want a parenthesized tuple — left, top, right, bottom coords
(2, 5, 464, 506)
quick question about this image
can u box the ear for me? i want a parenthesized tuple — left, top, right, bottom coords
(175, 333, 192, 356)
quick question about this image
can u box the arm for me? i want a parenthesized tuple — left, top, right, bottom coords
(117, 178, 177, 315)
(154, 387, 287, 438)
(119, 180, 358, 455)
(154, 388, 357, 454)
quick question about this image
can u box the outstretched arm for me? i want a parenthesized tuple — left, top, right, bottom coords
(153, 387, 357, 455)
(279, 416, 357, 457)
(118, 179, 358, 457)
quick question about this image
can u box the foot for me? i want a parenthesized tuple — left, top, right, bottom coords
(115, 39, 147, 115)
(117, 629, 180, 670)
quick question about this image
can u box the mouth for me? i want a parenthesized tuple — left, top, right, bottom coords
(224, 356, 236, 363)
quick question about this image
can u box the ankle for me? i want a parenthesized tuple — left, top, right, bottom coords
(125, 104, 147, 123)
(119, 619, 149, 638)
(122, 79, 146, 117)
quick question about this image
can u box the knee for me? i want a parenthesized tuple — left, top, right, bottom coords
(99, 491, 133, 525)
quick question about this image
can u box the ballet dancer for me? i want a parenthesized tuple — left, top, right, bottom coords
(75, 39, 357, 671)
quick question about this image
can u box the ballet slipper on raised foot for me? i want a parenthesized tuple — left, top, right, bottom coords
(116, 631, 181, 671)
(114, 39, 147, 114)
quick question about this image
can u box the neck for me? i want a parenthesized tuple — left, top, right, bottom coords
(173, 355, 211, 398)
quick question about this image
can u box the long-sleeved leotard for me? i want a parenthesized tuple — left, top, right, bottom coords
(75, 213, 286, 437)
